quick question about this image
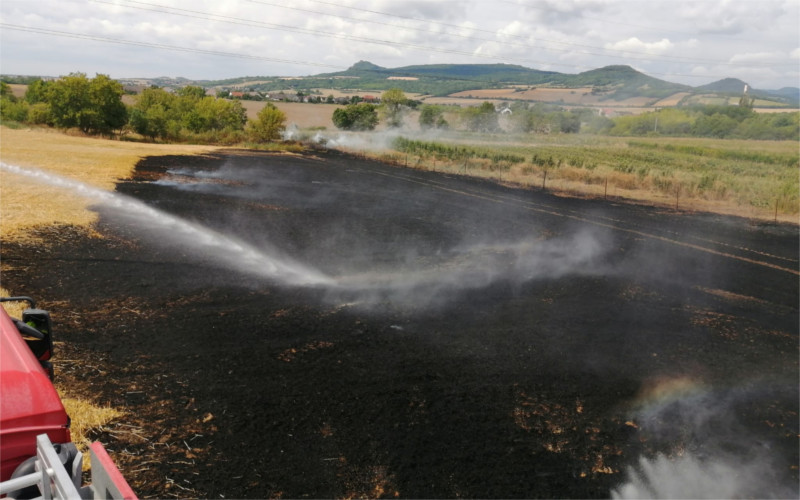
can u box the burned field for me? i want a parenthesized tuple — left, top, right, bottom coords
(2, 149, 798, 498)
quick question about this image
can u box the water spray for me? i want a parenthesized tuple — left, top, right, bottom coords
(2, 162, 611, 306)
(0, 162, 334, 287)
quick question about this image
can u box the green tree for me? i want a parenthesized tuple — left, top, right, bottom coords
(24, 79, 51, 104)
(46, 73, 93, 131)
(0, 98, 29, 122)
(692, 113, 737, 138)
(129, 104, 169, 140)
(46, 73, 127, 135)
(183, 97, 246, 133)
(332, 103, 379, 131)
(88, 74, 128, 134)
(247, 103, 287, 142)
(129, 87, 179, 140)
(557, 111, 581, 133)
(177, 85, 207, 100)
(27, 102, 52, 125)
(0, 82, 14, 100)
(464, 102, 499, 132)
(381, 88, 407, 128)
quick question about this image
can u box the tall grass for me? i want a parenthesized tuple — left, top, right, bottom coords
(385, 133, 799, 218)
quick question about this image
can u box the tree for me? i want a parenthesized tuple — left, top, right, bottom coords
(177, 85, 207, 101)
(183, 97, 246, 133)
(0, 82, 13, 100)
(464, 102, 499, 132)
(247, 103, 287, 142)
(46, 73, 127, 135)
(88, 74, 128, 134)
(332, 103, 379, 131)
(557, 111, 581, 133)
(129, 87, 179, 140)
(381, 88, 407, 128)
(24, 79, 51, 104)
(418, 105, 438, 129)
(129, 104, 170, 140)
(0, 97, 29, 122)
(419, 104, 449, 130)
(45, 73, 93, 132)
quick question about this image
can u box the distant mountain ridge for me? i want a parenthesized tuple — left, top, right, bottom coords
(128, 61, 799, 107)
(324, 61, 796, 105)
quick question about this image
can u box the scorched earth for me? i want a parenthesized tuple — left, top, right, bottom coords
(2, 149, 797, 498)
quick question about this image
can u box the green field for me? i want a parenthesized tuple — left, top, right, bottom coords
(386, 133, 799, 219)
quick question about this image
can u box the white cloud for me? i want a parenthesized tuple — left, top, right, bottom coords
(605, 37, 674, 55)
(0, 0, 796, 87)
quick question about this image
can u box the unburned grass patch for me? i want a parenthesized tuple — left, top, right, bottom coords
(58, 390, 125, 471)
(0, 126, 219, 243)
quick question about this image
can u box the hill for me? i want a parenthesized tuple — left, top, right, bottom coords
(6, 61, 796, 108)
(696, 78, 799, 106)
(200, 61, 796, 107)
(309, 61, 688, 100)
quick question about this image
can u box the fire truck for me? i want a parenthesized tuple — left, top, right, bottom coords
(0, 297, 136, 499)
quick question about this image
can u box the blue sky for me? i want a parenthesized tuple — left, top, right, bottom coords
(1, 0, 798, 89)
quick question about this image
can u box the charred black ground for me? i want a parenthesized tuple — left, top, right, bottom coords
(2, 149, 797, 498)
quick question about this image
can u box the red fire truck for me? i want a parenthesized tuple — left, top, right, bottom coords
(0, 297, 136, 499)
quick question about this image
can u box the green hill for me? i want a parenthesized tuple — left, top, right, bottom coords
(198, 61, 798, 107)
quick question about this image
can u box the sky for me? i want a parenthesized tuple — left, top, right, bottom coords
(1, 0, 798, 89)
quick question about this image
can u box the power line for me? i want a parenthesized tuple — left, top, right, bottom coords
(5, 0, 786, 85)
(91, 0, 596, 72)
(97, 0, 793, 80)
(0, 23, 345, 71)
(2, 20, 763, 86)
(300, 0, 793, 67)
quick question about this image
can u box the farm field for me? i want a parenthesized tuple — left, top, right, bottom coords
(362, 133, 800, 222)
(448, 87, 658, 108)
(0, 126, 217, 241)
(1, 147, 797, 498)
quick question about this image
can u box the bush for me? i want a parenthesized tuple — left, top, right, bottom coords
(0, 98, 29, 122)
(332, 103, 378, 131)
(247, 103, 287, 142)
(27, 103, 51, 125)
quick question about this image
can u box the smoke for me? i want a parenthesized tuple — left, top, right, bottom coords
(313, 129, 404, 151)
(326, 228, 612, 308)
(612, 452, 788, 499)
(612, 376, 797, 499)
(1, 162, 613, 310)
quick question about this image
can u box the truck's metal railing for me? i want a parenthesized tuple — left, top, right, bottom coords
(0, 434, 137, 500)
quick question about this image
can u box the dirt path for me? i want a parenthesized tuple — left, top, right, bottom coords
(2, 149, 797, 498)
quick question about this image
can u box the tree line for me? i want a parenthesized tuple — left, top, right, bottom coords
(0, 73, 287, 143)
(604, 105, 799, 140)
(2, 75, 797, 142)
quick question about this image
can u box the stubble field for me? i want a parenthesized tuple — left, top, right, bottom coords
(1, 126, 797, 498)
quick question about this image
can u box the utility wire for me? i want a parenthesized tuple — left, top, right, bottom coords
(6, 1, 785, 83)
(0, 23, 345, 70)
(96, 0, 793, 80)
(91, 0, 597, 71)
(301, 0, 793, 67)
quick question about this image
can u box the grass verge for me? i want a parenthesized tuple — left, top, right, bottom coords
(383, 133, 800, 222)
